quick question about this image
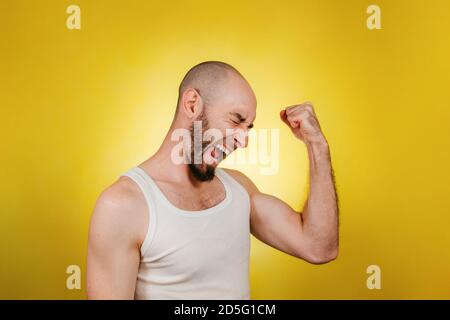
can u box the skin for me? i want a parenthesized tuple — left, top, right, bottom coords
(87, 66, 339, 299)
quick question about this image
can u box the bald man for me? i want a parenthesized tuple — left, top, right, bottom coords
(87, 61, 339, 300)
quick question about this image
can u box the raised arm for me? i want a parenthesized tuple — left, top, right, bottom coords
(228, 102, 338, 264)
(86, 179, 147, 299)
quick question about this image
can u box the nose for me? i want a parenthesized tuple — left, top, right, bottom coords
(233, 128, 249, 149)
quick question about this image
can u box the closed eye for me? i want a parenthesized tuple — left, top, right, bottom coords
(229, 112, 254, 129)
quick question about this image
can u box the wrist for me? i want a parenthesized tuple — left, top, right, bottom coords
(305, 135, 329, 152)
(305, 136, 331, 174)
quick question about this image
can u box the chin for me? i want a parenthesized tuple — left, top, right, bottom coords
(188, 163, 216, 182)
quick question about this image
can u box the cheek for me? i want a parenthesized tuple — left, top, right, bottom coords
(206, 116, 227, 130)
(203, 125, 228, 145)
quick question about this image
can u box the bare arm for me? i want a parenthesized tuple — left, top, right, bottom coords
(228, 102, 338, 264)
(300, 136, 339, 262)
(86, 180, 147, 299)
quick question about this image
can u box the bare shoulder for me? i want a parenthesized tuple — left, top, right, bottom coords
(222, 168, 259, 196)
(89, 176, 148, 249)
(95, 176, 144, 213)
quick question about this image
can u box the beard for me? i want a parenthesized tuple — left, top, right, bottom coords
(188, 111, 216, 182)
(188, 162, 216, 182)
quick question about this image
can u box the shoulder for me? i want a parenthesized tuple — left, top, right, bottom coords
(89, 176, 149, 249)
(222, 168, 259, 196)
(93, 176, 146, 220)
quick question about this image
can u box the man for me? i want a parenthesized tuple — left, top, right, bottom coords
(87, 61, 339, 299)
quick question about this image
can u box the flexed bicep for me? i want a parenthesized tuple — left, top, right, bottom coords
(250, 193, 318, 263)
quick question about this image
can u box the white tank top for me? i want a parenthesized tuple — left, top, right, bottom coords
(120, 166, 251, 300)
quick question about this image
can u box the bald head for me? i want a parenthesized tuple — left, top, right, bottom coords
(176, 61, 254, 113)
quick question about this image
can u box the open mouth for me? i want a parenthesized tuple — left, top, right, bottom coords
(205, 142, 233, 165)
(213, 144, 230, 159)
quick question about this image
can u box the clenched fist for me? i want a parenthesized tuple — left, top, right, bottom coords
(280, 102, 327, 145)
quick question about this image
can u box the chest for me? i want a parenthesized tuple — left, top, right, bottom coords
(155, 178, 227, 211)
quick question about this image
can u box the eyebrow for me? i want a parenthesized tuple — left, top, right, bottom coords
(230, 112, 254, 129)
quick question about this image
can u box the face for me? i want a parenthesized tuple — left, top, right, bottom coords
(187, 79, 257, 182)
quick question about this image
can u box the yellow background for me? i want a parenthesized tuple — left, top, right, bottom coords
(1, 0, 449, 299)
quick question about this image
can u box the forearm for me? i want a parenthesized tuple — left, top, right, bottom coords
(301, 137, 339, 257)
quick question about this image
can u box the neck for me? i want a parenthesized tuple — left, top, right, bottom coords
(139, 118, 204, 186)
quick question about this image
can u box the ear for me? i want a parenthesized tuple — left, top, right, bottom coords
(180, 88, 203, 119)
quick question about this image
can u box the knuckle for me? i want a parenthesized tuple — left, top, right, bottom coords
(286, 106, 298, 114)
(298, 109, 309, 117)
(302, 102, 314, 111)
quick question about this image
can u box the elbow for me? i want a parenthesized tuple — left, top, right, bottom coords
(305, 246, 339, 265)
